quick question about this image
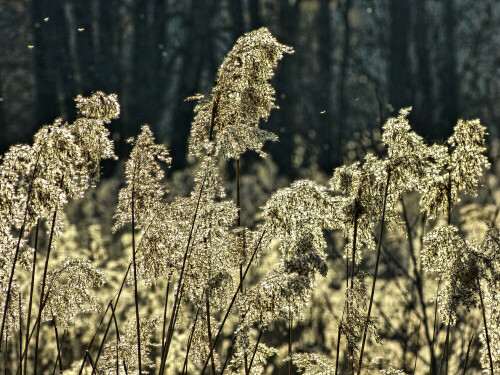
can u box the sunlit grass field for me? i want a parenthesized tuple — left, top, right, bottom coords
(0, 28, 498, 375)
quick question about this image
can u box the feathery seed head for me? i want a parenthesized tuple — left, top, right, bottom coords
(75, 91, 120, 124)
(114, 125, 171, 231)
(189, 28, 293, 159)
(422, 225, 480, 324)
(382, 107, 429, 193)
(42, 258, 106, 330)
(419, 119, 490, 219)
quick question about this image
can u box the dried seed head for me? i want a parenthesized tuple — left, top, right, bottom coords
(189, 28, 293, 159)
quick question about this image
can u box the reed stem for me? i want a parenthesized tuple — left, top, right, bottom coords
(357, 169, 391, 374)
(34, 206, 59, 375)
(478, 278, 494, 375)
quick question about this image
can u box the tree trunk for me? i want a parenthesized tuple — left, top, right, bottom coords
(440, 0, 458, 135)
(249, 0, 261, 31)
(230, 0, 245, 39)
(317, 0, 334, 169)
(32, 0, 61, 126)
(414, 0, 435, 138)
(169, 0, 212, 169)
(337, 0, 352, 165)
(388, 0, 412, 113)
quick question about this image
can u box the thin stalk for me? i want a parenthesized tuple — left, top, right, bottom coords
(357, 169, 391, 375)
(109, 302, 127, 375)
(23, 219, 40, 375)
(86, 351, 98, 375)
(4, 335, 8, 375)
(18, 294, 22, 375)
(200, 230, 266, 374)
(345, 246, 349, 291)
(334, 314, 343, 375)
(461, 333, 474, 375)
(52, 314, 63, 374)
(478, 278, 494, 375)
(438, 321, 451, 375)
(401, 199, 435, 370)
(130, 185, 142, 374)
(160, 277, 170, 370)
(159, 176, 207, 375)
(16, 291, 53, 375)
(160, 252, 191, 373)
(220, 332, 238, 374)
(430, 280, 441, 375)
(34, 206, 59, 375)
(182, 309, 200, 375)
(208, 94, 220, 142)
(288, 310, 293, 375)
(206, 295, 216, 375)
(160, 279, 170, 363)
(351, 209, 359, 291)
(236, 158, 243, 294)
(166, 277, 187, 349)
(91, 299, 122, 375)
(89, 295, 127, 375)
(236, 158, 248, 375)
(78, 300, 113, 374)
(348, 209, 359, 374)
(0, 152, 42, 349)
(83, 214, 157, 375)
(411, 321, 421, 375)
(447, 172, 452, 226)
(247, 327, 263, 373)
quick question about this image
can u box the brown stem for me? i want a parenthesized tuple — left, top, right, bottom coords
(478, 278, 494, 375)
(200, 230, 266, 374)
(23, 219, 40, 375)
(429, 282, 441, 375)
(235, 158, 248, 375)
(220, 333, 238, 375)
(34, 206, 59, 375)
(16, 291, 57, 375)
(82, 214, 157, 375)
(288, 309, 293, 375)
(208, 94, 220, 142)
(348, 208, 359, 373)
(77, 300, 112, 374)
(334, 314, 344, 375)
(0, 152, 42, 349)
(411, 321, 421, 375)
(159, 176, 207, 375)
(357, 168, 391, 374)
(247, 327, 264, 373)
(18, 294, 22, 375)
(51, 314, 63, 374)
(130, 184, 142, 374)
(91, 299, 123, 375)
(182, 309, 200, 375)
(401, 198, 435, 370)
(206, 295, 216, 375)
(351, 208, 359, 291)
(438, 318, 451, 375)
(461, 333, 474, 375)
(109, 302, 128, 375)
(160, 279, 171, 361)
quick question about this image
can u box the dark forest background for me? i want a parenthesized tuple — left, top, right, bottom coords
(1, 0, 499, 173)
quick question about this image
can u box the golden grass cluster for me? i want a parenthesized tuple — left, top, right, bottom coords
(0, 28, 498, 375)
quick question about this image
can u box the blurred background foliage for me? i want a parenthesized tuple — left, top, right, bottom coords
(1, 0, 499, 174)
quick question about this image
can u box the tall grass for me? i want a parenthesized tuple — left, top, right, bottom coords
(0, 28, 498, 375)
